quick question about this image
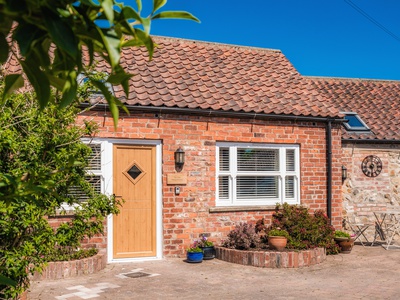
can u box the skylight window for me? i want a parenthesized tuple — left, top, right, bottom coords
(342, 112, 370, 131)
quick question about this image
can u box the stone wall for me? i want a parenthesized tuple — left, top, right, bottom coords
(342, 143, 400, 241)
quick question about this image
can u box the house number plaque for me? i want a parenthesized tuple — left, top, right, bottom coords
(167, 173, 187, 185)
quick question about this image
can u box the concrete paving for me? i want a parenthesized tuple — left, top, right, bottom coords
(28, 245, 400, 300)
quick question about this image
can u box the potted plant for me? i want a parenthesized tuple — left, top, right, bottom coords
(186, 246, 203, 263)
(268, 228, 289, 251)
(194, 234, 215, 260)
(334, 230, 354, 254)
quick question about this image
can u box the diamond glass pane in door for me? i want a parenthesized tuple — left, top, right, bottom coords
(128, 164, 142, 180)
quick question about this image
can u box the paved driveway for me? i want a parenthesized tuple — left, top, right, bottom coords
(28, 245, 400, 299)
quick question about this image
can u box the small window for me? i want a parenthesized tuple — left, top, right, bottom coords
(342, 112, 370, 131)
(67, 142, 104, 203)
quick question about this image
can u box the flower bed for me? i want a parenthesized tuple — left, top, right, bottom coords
(215, 246, 326, 268)
(31, 250, 107, 281)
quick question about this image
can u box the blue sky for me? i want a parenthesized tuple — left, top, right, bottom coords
(127, 0, 400, 80)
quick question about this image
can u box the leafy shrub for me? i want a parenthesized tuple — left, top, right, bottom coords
(222, 223, 260, 250)
(46, 248, 98, 262)
(0, 84, 121, 298)
(268, 203, 339, 254)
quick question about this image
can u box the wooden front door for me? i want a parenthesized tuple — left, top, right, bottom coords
(113, 144, 156, 259)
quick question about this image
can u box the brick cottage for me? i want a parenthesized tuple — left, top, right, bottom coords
(75, 37, 344, 261)
(4, 37, 399, 260)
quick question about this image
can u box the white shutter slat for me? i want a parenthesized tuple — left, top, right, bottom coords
(236, 176, 278, 199)
(286, 149, 295, 172)
(219, 148, 230, 171)
(218, 176, 229, 199)
(237, 149, 279, 172)
(87, 144, 101, 170)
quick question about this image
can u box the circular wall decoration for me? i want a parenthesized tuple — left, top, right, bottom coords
(361, 155, 382, 177)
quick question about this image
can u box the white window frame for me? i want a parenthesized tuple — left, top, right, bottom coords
(61, 140, 107, 211)
(216, 142, 300, 206)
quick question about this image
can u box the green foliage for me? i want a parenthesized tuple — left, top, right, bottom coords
(268, 203, 340, 254)
(222, 223, 260, 250)
(0, 0, 199, 126)
(46, 248, 98, 262)
(186, 246, 202, 253)
(334, 230, 350, 238)
(268, 229, 289, 238)
(0, 82, 121, 299)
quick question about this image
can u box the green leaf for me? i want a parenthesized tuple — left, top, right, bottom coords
(59, 71, 78, 109)
(57, 8, 72, 18)
(121, 6, 142, 22)
(2, 74, 24, 102)
(101, 0, 114, 24)
(0, 32, 9, 63)
(42, 7, 79, 59)
(107, 72, 133, 85)
(136, 0, 142, 12)
(13, 23, 44, 57)
(91, 80, 120, 128)
(20, 59, 51, 109)
(107, 71, 134, 96)
(135, 29, 154, 59)
(121, 38, 144, 48)
(152, 11, 200, 23)
(96, 28, 121, 69)
(153, 0, 167, 13)
(141, 17, 151, 34)
(47, 75, 66, 91)
(0, 274, 17, 287)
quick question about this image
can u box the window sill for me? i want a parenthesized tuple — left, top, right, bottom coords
(209, 205, 276, 213)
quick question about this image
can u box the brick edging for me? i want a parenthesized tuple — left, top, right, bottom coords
(31, 250, 107, 281)
(215, 246, 326, 268)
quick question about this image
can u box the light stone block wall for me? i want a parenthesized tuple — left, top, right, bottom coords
(342, 143, 400, 242)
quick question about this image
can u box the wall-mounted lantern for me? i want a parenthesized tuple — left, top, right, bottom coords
(342, 165, 348, 182)
(174, 147, 185, 168)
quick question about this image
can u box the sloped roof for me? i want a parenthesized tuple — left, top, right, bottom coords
(307, 77, 400, 141)
(111, 37, 340, 118)
(4, 36, 400, 142)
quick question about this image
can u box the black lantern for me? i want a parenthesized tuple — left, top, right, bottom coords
(174, 147, 185, 167)
(342, 165, 348, 182)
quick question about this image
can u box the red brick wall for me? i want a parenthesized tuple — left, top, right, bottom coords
(76, 111, 342, 257)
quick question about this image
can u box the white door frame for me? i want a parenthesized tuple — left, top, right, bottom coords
(83, 138, 163, 263)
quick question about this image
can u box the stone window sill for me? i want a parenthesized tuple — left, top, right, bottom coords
(209, 205, 276, 213)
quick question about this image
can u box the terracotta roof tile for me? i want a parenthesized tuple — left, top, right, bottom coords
(7, 35, 399, 140)
(307, 77, 400, 141)
(114, 37, 339, 118)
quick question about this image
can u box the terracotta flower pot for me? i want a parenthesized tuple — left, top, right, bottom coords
(268, 236, 288, 251)
(338, 239, 354, 254)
